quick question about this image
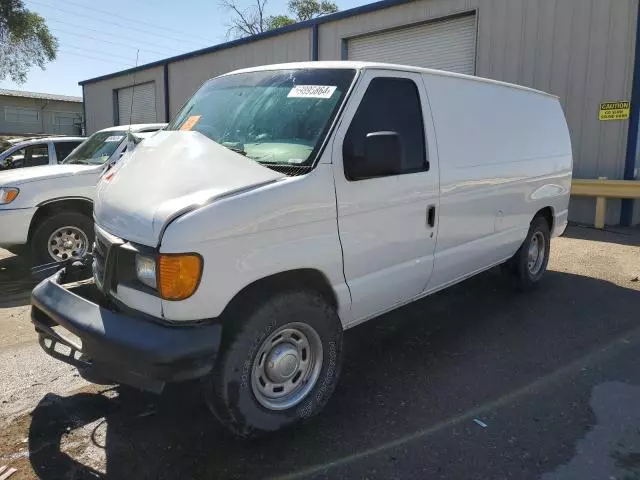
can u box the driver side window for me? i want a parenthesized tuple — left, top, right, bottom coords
(343, 77, 427, 180)
(26, 144, 50, 166)
(2, 147, 27, 169)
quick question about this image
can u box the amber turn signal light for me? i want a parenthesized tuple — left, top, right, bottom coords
(157, 254, 203, 300)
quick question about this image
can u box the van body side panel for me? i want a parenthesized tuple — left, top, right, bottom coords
(159, 164, 350, 323)
(422, 73, 572, 290)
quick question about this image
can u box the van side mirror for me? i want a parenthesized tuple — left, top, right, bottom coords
(363, 131, 404, 178)
(344, 131, 405, 180)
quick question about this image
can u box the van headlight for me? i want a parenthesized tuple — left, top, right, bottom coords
(0, 187, 19, 205)
(135, 254, 157, 289)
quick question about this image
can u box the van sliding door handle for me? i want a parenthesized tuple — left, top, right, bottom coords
(427, 205, 436, 228)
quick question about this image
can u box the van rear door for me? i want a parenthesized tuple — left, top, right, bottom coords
(331, 69, 440, 324)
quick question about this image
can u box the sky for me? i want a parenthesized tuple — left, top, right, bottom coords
(0, 0, 370, 97)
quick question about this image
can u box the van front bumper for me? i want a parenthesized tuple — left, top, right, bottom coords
(31, 269, 222, 393)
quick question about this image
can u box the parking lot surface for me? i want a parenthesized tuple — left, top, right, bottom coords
(0, 225, 639, 479)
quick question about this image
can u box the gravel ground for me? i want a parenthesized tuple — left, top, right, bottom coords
(0, 253, 90, 421)
(0, 224, 638, 479)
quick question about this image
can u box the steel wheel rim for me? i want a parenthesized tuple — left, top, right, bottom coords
(527, 231, 545, 275)
(47, 226, 89, 262)
(251, 322, 323, 411)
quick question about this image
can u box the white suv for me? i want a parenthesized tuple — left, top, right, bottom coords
(0, 136, 86, 170)
(0, 123, 165, 263)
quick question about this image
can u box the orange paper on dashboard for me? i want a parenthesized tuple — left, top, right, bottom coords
(180, 115, 201, 131)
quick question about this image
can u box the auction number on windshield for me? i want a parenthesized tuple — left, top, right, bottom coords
(288, 85, 337, 99)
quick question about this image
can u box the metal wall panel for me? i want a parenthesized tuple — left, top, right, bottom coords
(83, 66, 164, 135)
(167, 29, 312, 117)
(347, 14, 476, 75)
(319, 0, 638, 225)
(81, 0, 639, 224)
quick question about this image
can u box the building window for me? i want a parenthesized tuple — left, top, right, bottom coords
(4, 107, 40, 124)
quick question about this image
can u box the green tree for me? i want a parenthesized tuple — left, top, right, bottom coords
(0, 0, 57, 83)
(222, 0, 338, 38)
(286, 0, 338, 21)
(266, 14, 295, 30)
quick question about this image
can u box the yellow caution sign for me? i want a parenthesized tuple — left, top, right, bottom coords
(599, 101, 630, 121)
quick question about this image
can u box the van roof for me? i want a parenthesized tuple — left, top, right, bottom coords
(224, 61, 558, 99)
(99, 123, 167, 133)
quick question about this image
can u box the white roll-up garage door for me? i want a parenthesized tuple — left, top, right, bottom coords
(117, 82, 157, 125)
(348, 14, 476, 75)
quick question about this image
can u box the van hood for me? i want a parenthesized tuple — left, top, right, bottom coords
(0, 164, 98, 186)
(94, 130, 285, 246)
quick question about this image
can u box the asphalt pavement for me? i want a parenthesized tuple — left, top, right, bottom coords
(0, 224, 638, 479)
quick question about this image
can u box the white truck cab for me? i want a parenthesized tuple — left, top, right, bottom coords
(31, 62, 572, 437)
(0, 123, 166, 263)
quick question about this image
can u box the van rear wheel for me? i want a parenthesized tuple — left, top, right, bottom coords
(203, 290, 343, 438)
(502, 215, 551, 290)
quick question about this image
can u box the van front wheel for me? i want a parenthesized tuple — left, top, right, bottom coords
(503, 215, 551, 290)
(203, 290, 343, 438)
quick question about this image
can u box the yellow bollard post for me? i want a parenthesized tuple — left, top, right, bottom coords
(594, 176, 608, 229)
(594, 196, 607, 229)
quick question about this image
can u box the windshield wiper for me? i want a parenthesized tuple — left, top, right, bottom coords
(227, 146, 246, 156)
(65, 159, 91, 165)
(221, 142, 247, 156)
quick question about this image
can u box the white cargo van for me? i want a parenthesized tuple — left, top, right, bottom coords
(31, 62, 572, 437)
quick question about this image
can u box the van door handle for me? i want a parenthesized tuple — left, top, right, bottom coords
(427, 205, 436, 228)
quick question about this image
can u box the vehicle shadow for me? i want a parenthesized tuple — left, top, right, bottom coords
(563, 223, 640, 247)
(27, 268, 640, 479)
(0, 251, 37, 307)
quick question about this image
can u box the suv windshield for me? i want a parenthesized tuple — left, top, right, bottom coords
(63, 130, 127, 165)
(168, 68, 356, 172)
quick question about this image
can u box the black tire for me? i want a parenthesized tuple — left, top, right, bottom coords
(30, 211, 94, 265)
(203, 290, 343, 438)
(502, 215, 551, 291)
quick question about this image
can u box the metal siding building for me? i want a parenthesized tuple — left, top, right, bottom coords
(83, 65, 166, 135)
(0, 89, 83, 136)
(80, 0, 640, 225)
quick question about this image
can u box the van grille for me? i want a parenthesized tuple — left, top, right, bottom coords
(92, 228, 122, 293)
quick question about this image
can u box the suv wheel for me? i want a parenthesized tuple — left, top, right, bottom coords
(31, 212, 94, 265)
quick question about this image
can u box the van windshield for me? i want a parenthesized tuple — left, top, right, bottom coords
(168, 68, 356, 172)
(64, 130, 126, 165)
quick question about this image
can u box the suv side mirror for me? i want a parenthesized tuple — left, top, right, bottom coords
(345, 131, 405, 180)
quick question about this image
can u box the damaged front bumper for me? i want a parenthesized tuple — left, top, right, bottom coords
(30, 261, 222, 393)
